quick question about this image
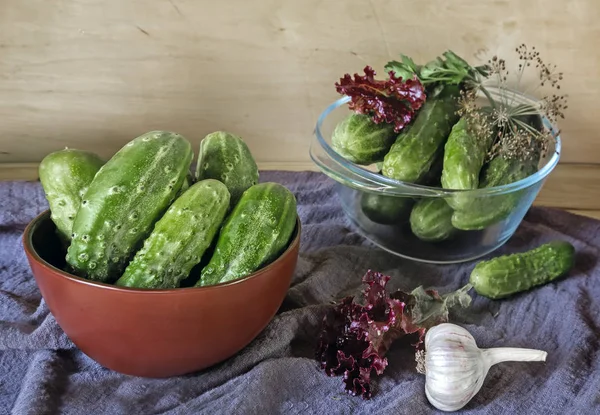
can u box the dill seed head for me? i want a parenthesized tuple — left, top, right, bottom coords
(456, 89, 494, 148)
(463, 43, 569, 163)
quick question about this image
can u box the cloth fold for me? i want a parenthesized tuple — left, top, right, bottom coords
(1, 171, 599, 414)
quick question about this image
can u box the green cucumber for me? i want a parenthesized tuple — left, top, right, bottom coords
(195, 131, 259, 206)
(441, 117, 494, 210)
(196, 182, 297, 287)
(450, 154, 539, 230)
(409, 198, 455, 242)
(66, 130, 193, 282)
(442, 119, 492, 211)
(361, 193, 414, 225)
(361, 143, 444, 225)
(381, 85, 461, 183)
(115, 179, 230, 289)
(470, 240, 576, 299)
(331, 113, 396, 165)
(38, 148, 104, 245)
(450, 112, 545, 230)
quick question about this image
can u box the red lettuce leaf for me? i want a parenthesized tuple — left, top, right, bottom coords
(335, 66, 426, 132)
(315, 270, 472, 399)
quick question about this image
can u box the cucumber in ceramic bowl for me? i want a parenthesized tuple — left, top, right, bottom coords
(195, 131, 259, 206)
(116, 179, 230, 289)
(66, 131, 193, 282)
(39, 148, 104, 245)
(196, 182, 297, 287)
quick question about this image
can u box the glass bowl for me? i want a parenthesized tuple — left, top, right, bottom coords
(309, 86, 561, 264)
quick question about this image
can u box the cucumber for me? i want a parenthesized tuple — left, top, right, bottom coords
(196, 182, 297, 287)
(441, 116, 494, 210)
(361, 193, 414, 225)
(115, 179, 230, 289)
(331, 113, 396, 165)
(450, 154, 539, 230)
(66, 131, 193, 282)
(361, 142, 444, 225)
(381, 84, 461, 183)
(38, 148, 104, 245)
(195, 131, 259, 206)
(450, 111, 545, 230)
(409, 198, 455, 242)
(470, 240, 576, 299)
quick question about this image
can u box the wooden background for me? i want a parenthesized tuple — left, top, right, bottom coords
(1, 0, 599, 216)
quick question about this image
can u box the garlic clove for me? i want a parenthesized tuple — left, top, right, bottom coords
(421, 323, 547, 412)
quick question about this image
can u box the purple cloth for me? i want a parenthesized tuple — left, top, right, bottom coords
(1, 171, 599, 414)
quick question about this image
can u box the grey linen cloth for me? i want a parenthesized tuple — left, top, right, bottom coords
(1, 171, 599, 415)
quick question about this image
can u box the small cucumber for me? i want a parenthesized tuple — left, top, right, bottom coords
(441, 116, 494, 210)
(115, 179, 230, 289)
(195, 131, 259, 206)
(196, 182, 297, 286)
(450, 155, 538, 230)
(66, 131, 193, 282)
(381, 85, 460, 183)
(470, 240, 576, 299)
(331, 113, 396, 165)
(38, 148, 104, 245)
(361, 193, 414, 225)
(361, 144, 443, 225)
(409, 198, 455, 242)
(450, 112, 544, 230)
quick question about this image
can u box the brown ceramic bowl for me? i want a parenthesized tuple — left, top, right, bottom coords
(22, 210, 300, 378)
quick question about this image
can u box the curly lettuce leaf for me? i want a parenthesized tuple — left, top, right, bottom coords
(335, 66, 426, 133)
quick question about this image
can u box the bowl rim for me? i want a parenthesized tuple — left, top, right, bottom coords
(22, 209, 301, 294)
(311, 85, 562, 197)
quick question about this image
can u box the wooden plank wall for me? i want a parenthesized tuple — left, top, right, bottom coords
(1, 0, 599, 216)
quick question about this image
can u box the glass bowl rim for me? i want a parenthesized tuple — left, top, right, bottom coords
(311, 86, 561, 197)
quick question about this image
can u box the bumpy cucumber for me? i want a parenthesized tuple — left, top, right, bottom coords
(450, 155, 539, 230)
(450, 111, 545, 230)
(115, 179, 230, 289)
(441, 117, 493, 189)
(196, 182, 297, 286)
(38, 149, 104, 245)
(470, 240, 576, 299)
(195, 131, 259, 206)
(361, 193, 414, 225)
(442, 116, 494, 211)
(381, 85, 461, 183)
(331, 113, 396, 165)
(66, 131, 193, 282)
(361, 142, 444, 225)
(409, 198, 455, 242)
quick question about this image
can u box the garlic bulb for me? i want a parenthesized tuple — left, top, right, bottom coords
(418, 323, 547, 412)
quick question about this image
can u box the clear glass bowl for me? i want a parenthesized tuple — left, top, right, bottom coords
(309, 86, 561, 264)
